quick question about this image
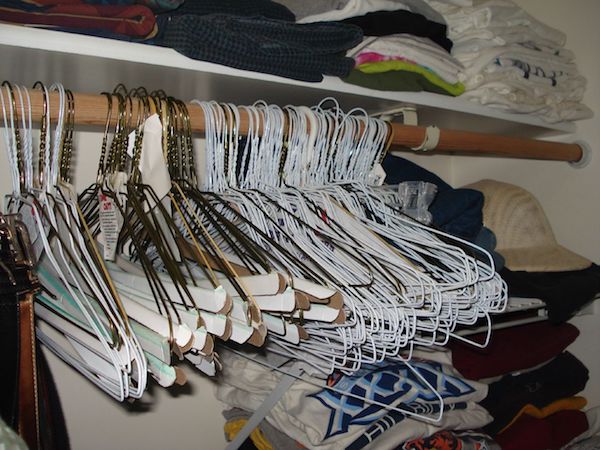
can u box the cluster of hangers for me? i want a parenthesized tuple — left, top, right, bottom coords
(0, 81, 507, 417)
(192, 97, 508, 372)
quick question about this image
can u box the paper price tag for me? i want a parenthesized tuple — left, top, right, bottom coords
(127, 130, 136, 159)
(98, 193, 122, 261)
(367, 163, 387, 186)
(20, 206, 38, 243)
(21, 206, 43, 260)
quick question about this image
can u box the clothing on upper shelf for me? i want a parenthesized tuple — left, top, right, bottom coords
(346, 63, 464, 96)
(349, 35, 463, 83)
(11, 0, 183, 13)
(495, 409, 589, 450)
(421, 0, 592, 123)
(357, 60, 463, 92)
(155, 14, 362, 82)
(500, 265, 600, 323)
(276, 0, 445, 26)
(289, 0, 463, 95)
(340, 9, 452, 51)
(163, 0, 296, 21)
(462, 65, 587, 97)
(451, 31, 575, 59)
(355, 52, 459, 84)
(0, 2, 157, 39)
(424, 0, 566, 46)
(461, 85, 593, 123)
(273, 0, 345, 20)
(454, 44, 590, 122)
(480, 351, 589, 436)
(344, 31, 464, 95)
(455, 44, 576, 75)
(448, 321, 579, 380)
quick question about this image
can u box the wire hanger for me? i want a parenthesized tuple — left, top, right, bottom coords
(1, 82, 149, 400)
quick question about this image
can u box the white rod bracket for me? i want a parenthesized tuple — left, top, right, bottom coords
(411, 126, 440, 152)
(374, 106, 418, 126)
(569, 140, 592, 169)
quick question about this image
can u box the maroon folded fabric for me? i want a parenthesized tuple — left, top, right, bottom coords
(0, 3, 156, 38)
(19, 0, 87, 4)
(20, 0, 183, 14)
(496, 409, 588, 450)
(449, 322, 579, 380)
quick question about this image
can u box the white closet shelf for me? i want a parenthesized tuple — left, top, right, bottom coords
(457, 294, 599, 337)
(0, 24, 576, 137)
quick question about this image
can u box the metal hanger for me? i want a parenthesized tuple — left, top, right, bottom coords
(0, 82, 148, 400)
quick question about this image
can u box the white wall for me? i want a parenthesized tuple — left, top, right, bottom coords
(45, 350, 227, 450)
(0, 2, 597, 448)
(449, 0, 600, 407)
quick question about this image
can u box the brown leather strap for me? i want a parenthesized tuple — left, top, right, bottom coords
(17, 292, 40, 450)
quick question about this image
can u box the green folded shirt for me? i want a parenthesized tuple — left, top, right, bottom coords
(344, 60, 465, 96)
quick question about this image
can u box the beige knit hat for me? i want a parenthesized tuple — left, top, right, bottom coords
(465, 179, 591, 272)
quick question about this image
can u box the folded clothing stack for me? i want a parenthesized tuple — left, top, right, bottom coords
(450, 322, 592, 450)
(483, 352, 590, 448)
(152, 0, 363, 82)
(221, 328, 597, 450)
(0, 0, 190, 41)
(1, 0, 364, 82)
(278, 0, 444, 25)
(277, 0, 465, 95)
(217, 349, 492, 450)
(224, 410, 500, 450)
(424, 0, 593, 122)
(155, 14, 362, 82)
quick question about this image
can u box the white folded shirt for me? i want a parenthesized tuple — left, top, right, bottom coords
(350, 34, 464, 83)
(425, 0, 566, 47)
(463, 84, 593, 123)
(298, 0, 410, 23)
(456, 45, 579, 79)
(464, 65, 587, 94)
(453, 36, 574, 62)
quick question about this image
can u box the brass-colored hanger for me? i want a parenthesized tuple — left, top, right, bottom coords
(31, 81, 49, 190)
(2, 81, 24, 192)
(155, 97, 271, 340)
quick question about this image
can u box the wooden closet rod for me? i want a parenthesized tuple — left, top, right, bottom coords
(1, 90, 584, 163)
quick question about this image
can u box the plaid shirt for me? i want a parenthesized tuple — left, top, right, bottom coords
(158, 13, 363, 82)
